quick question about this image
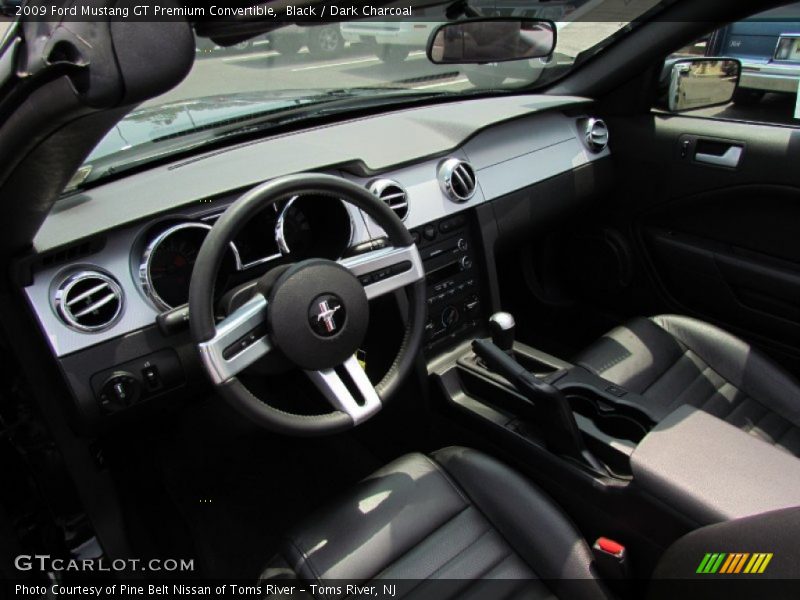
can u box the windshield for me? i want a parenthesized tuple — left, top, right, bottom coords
(76, 0, 665, 188)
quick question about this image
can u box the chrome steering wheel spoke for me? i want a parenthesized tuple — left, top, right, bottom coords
(305, 356, 382, 425)
(339, 244, 424, 300)
(198, 294, 272, 384)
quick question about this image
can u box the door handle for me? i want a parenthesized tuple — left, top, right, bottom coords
(695, 145, 742, 168)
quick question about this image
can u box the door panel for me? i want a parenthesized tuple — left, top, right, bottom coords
(647, 228, 800, 336)
(605, 113, 800, 367)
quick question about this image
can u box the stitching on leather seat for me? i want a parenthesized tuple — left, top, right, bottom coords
(588, 345, 631, 373)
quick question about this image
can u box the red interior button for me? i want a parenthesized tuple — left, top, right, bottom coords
(597, 537, 625, 556)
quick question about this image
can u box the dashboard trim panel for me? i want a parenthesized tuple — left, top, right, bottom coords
(35, 95, 591, 253)
(25, 102, 608, 358)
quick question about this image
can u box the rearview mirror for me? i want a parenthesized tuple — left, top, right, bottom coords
(662, 58, 741, 112)
(427, 18, 556, 64)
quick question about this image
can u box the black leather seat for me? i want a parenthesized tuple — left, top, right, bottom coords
(576, 314, 800, 456)
(262, 446, 610, 599)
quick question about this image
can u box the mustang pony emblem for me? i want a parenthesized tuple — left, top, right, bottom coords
(316, 300, 341, 333)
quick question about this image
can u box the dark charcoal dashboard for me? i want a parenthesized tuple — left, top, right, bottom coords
(20, 98, 611, 429)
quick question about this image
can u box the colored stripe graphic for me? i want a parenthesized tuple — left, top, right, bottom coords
(710, 553, 726, 573)
(733, 553, 749, 573)
(719, 554, 735, 573)
(744, 554, 760, 573)
(697, 553, 727, 573)
(699, 552, 774, 574)
(696, 553, 713, 573)
(744, 553, 773, 574)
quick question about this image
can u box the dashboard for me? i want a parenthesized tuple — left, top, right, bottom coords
(19, 95, 611, 424)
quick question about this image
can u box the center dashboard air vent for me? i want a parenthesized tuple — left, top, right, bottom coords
(53, 271, 124, 332)
(369, 179, 409, 220)
(438, 158, 477, 203)
(582, 117, 609, 153)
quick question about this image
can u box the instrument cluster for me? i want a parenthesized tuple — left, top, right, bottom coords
(138, 195, 353, 311)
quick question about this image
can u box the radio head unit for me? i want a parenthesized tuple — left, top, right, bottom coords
(410, 213, 485, 353)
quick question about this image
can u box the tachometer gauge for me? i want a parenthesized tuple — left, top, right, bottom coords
(140, 223, 236, 311)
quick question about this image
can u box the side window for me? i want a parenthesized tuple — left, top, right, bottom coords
(663, 2, 800, 127)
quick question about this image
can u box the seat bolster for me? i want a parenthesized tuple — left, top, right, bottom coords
(264, 448, 609, 600)
(575, 317, 685, 393)
(431, 447, 610, 600)
(280, 452, 468, 582)
(652, 315, 800, 427)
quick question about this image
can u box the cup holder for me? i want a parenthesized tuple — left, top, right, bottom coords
(567, 392, 650, 444)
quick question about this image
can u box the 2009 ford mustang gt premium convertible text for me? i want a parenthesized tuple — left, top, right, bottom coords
(1, 1, 800, 599)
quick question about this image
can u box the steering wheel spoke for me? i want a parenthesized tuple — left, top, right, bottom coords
(197, 294, 272, 384)
(305, 356, 382, 425)
(339, 244, 425, 300)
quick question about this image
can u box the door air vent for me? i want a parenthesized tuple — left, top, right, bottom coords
(582, 117, 609, 152)
(368, 179, 409, 220)
(438, 158, 477, 203)
(53, 271, 124, 332)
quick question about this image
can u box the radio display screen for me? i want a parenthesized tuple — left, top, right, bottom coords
(426, 261, 460, 287)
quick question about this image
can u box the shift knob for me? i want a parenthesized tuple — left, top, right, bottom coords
(488, 312, 515, 355)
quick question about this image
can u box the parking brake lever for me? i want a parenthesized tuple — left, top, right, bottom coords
(472, 338, 605, 473)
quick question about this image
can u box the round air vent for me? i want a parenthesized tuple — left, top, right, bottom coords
(583, 117, 609, 152)
(368, 179, 409, 221)
(53, 271, 124, 332)
(438, 158, 477, 203)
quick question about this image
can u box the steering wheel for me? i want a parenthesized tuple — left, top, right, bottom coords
(188, 174, 426, 436)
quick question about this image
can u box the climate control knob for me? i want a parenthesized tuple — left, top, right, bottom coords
(459, 255, 473, 270)
(441, 305, 460, 329)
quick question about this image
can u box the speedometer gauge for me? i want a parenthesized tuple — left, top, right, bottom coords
(140, 223, 236, 311)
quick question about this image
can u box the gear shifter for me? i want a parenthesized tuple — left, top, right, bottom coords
(472, 336, 605, 474)
(488, 312, 515, 355)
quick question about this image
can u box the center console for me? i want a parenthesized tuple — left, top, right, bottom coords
(427, 314, 690, 573)
(409, 214, 487, 353)
(428, 308, 800, 553)
(435, 314, 657, 479)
